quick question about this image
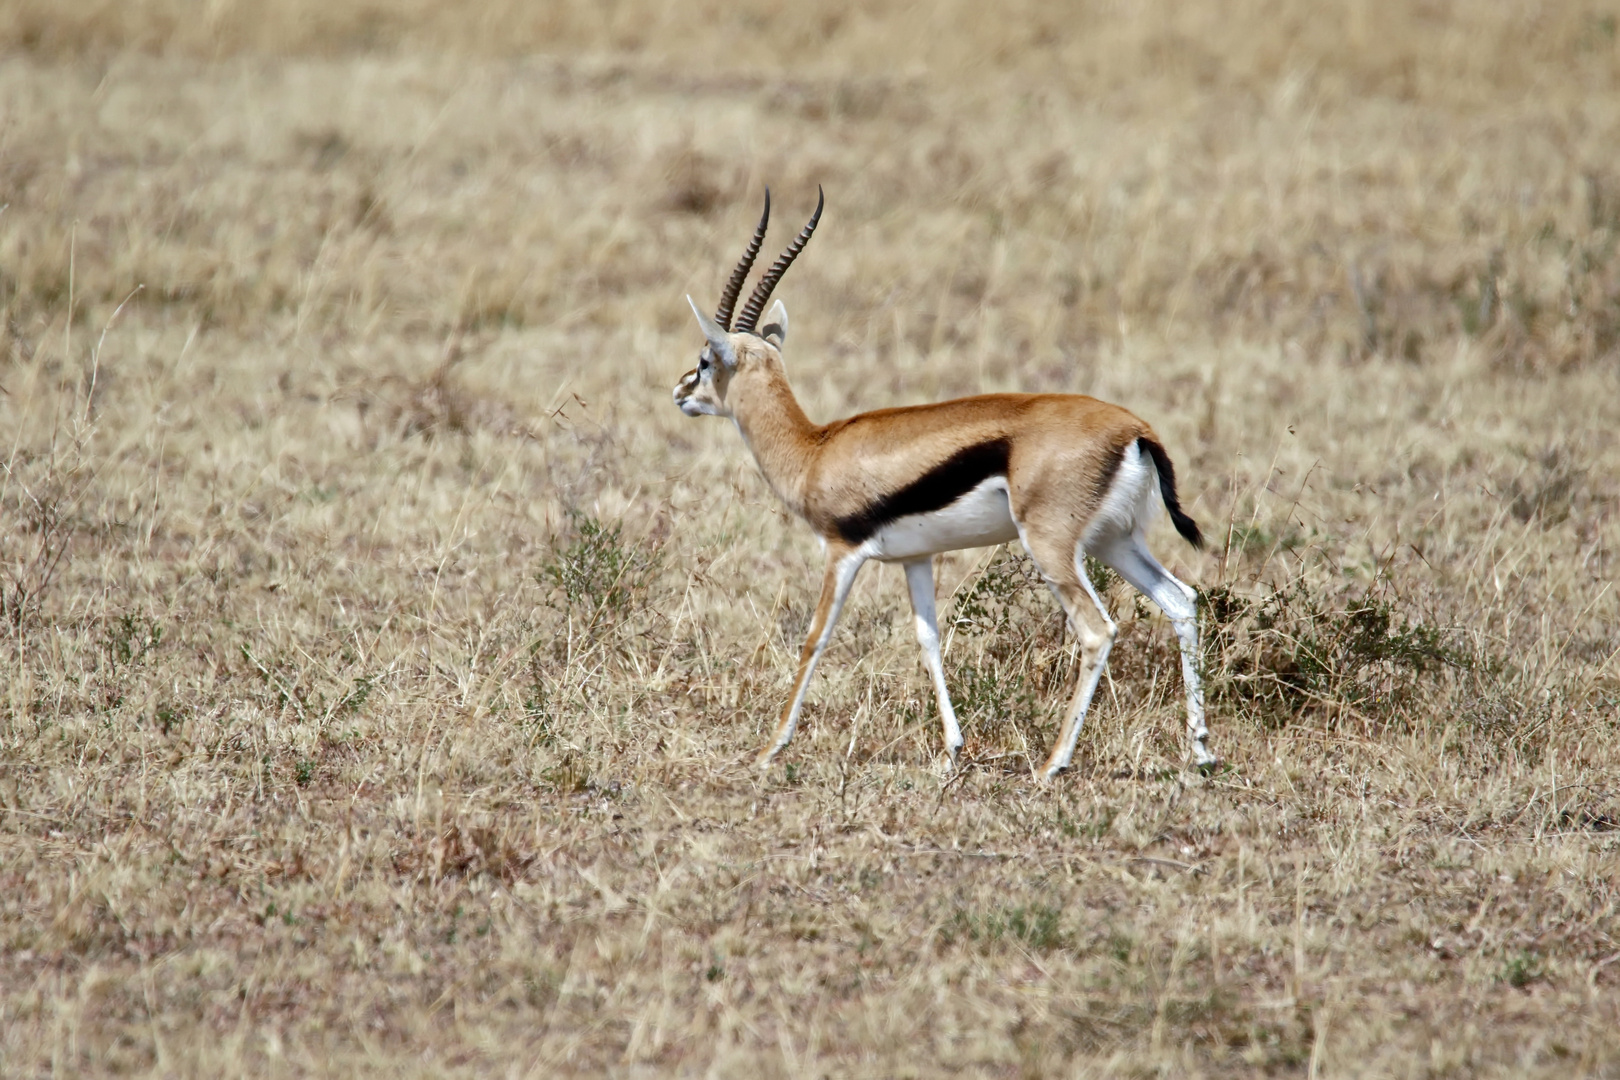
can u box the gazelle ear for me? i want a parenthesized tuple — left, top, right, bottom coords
(760, 299, 789, 347)
(687, 295, 738, 368)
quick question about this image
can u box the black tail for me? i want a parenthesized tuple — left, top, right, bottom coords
(1138, 437, 1203, 549)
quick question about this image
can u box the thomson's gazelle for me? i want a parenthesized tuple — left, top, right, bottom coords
(674, 190, 1214, 779)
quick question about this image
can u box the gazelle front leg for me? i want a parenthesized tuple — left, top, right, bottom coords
(903, 558, 963, 764)
(759, 544, 866, 769)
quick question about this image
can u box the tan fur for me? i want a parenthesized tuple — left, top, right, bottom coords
(678, 337, 1152, 539)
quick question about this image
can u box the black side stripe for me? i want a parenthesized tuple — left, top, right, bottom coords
(834, 438, 1012, 545)
(1138, 437, 1203, 549)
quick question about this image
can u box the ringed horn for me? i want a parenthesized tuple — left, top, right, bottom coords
(714, 189, 771, 331)
(734, 185, 824, 335)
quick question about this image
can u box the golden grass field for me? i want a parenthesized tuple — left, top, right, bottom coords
(2, 1, 1619, 1075)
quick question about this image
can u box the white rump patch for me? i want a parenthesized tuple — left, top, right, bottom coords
(1082, 441, 1160, 549)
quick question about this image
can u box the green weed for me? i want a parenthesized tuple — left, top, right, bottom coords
(103, 612, 163, 667)
(538, 508, 662, 632)
(944, 902, 1066, 952)
(1499, 949, 1544, 988)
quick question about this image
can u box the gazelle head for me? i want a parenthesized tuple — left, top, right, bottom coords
(674, 187, 822, 419)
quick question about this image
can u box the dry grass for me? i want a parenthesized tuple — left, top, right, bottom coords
(2, 2, 1619, 1075)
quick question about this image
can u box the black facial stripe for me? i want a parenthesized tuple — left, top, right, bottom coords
(833, 438, 1012, 545)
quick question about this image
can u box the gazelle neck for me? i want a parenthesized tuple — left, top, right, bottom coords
(729, 365, 820, 517)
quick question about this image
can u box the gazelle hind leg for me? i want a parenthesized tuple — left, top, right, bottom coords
(1095, 533, 1215, 768)
(1014, 531, 1118, 780)
(760, 547, 866, 769)
(903, 559, 963, 763)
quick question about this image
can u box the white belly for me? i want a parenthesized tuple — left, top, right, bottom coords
(863, 478, 1020, 561)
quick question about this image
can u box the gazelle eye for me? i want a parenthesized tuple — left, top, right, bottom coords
(699, 355, 710, 372)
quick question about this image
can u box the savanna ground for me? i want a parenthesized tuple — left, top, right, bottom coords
(3, 2, 1619, 1075)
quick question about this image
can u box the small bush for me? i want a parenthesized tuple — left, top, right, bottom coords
(1203, 580, 1469, 728)
(951, 548, 1062, 645)
(102, 612, 163, 667)
(538, 508, 662, 632)
(945, 548, 1074, 755)
(952, 658, 1038, 734)
(943, 902, 1067, 952)
(1, 441, 91, 631)
(1499, 949, 1544, 988)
